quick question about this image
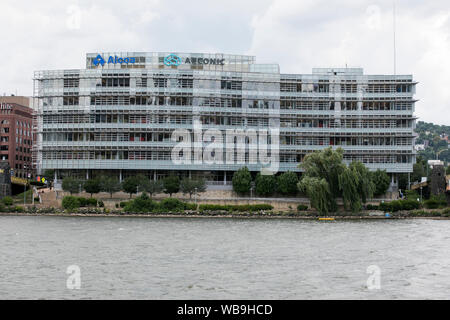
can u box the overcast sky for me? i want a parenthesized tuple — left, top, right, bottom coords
(1, 0, 449, 124)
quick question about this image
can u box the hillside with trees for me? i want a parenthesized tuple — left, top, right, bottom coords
(415, 121, 450, 163)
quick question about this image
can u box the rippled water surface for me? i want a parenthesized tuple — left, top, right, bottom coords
(1, 216, 449, 299)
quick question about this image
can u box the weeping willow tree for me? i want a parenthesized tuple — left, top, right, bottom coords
(298, 177, 332, 215)
(299, 147, 346, 214)
(349, 161, 375, 205)
(338, 166, 361, 212)
(298, 147, 375, 214)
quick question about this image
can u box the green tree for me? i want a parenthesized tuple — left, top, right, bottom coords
(232, 167, 252, 195)
(163, 175, 180, 197)
(99, 176, 121, 198)
(446, 165, 450, 175)
(43, 169, 54, 182)
(180, 178, 206, 199)
(62, 177, 83, 195)
(412, 159, 427, 183)
(349, 161, 375, 204)
(141, 180, 164, 198)
(277, 171, 299, 195)
(83, 178, 101, 198)
(255, 174, 277, 196)
(122, 176, 140, 198)
(299, 147, 346, 213)
(338, 166, 361, 212)
(371, 169, 390, 196)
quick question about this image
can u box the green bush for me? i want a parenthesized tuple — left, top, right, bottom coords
(297, 204, 308, 211)
(87, 198, 98, 206)
(405, 190, 419, 200)
(62, 196, 81, 210)
(123, 193, 156, 213)
(199, 204, 273, 212)
(2, 196, 13, 206)
(366, 204, 379, 210)
(119, 201, 128, 208)
(184, 203, 198, 211)
(409, 210, 442, 217)
(424, 195, 447, 209)
(401, 199, 422, 211)
(379, 199, 421, 212)
(98, 200, 104, 208)
(441, 207, 450, 217)
(11, 206, 24, 212)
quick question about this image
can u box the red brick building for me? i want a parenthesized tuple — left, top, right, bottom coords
(0, 96, 33, 179)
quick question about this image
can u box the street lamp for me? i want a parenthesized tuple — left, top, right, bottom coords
(23, 165, 27, 205)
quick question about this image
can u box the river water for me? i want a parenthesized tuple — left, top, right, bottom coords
(0, 216, 449, 299)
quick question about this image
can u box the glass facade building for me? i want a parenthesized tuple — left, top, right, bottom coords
(33, 52, 417, 187)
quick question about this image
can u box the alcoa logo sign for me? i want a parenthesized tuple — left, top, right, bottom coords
(164, 54, 182, 66)
(92, 54, 136, 66)
(164, 53, 225, 66)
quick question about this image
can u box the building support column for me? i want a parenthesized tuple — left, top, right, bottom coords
(153, 171, 157, 181)
(119, 169, 122, 183)
(54, 170, 58, 184)
(86, 170, 89, 180)
(224, 172, 227, 185)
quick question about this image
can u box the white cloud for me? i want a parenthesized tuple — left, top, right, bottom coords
(248, 0, 450, 125)
(0, 0, 448, 125)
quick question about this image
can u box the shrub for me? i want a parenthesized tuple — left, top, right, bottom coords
(366, 204, 379, 210)
(159, 198, 185, 211)
(119, 201, 128, 208)
(297, 204, 308, 211)
(13, 206, 24, 212)
(34, 197, 40, 202)
(379, 199, 421, 212)
(2, 196, 13, 206)
(441, 207, 450, 217)
(424, 195, 447, 209)
(87, 198, 98, 206)
(62, 196, 81, 210)
(98, 200, 104, 208)
(199, 204, 273, 212)
(401, 199, 421, 211)
(405, 190, 419, 201)
(123, 193, 156, 213)
(184, 203, 198, 211)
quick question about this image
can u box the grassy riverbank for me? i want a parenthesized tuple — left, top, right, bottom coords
(1, 209, 450, 220)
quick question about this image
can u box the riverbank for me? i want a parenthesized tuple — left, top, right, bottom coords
(1, 212, 450, 220)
